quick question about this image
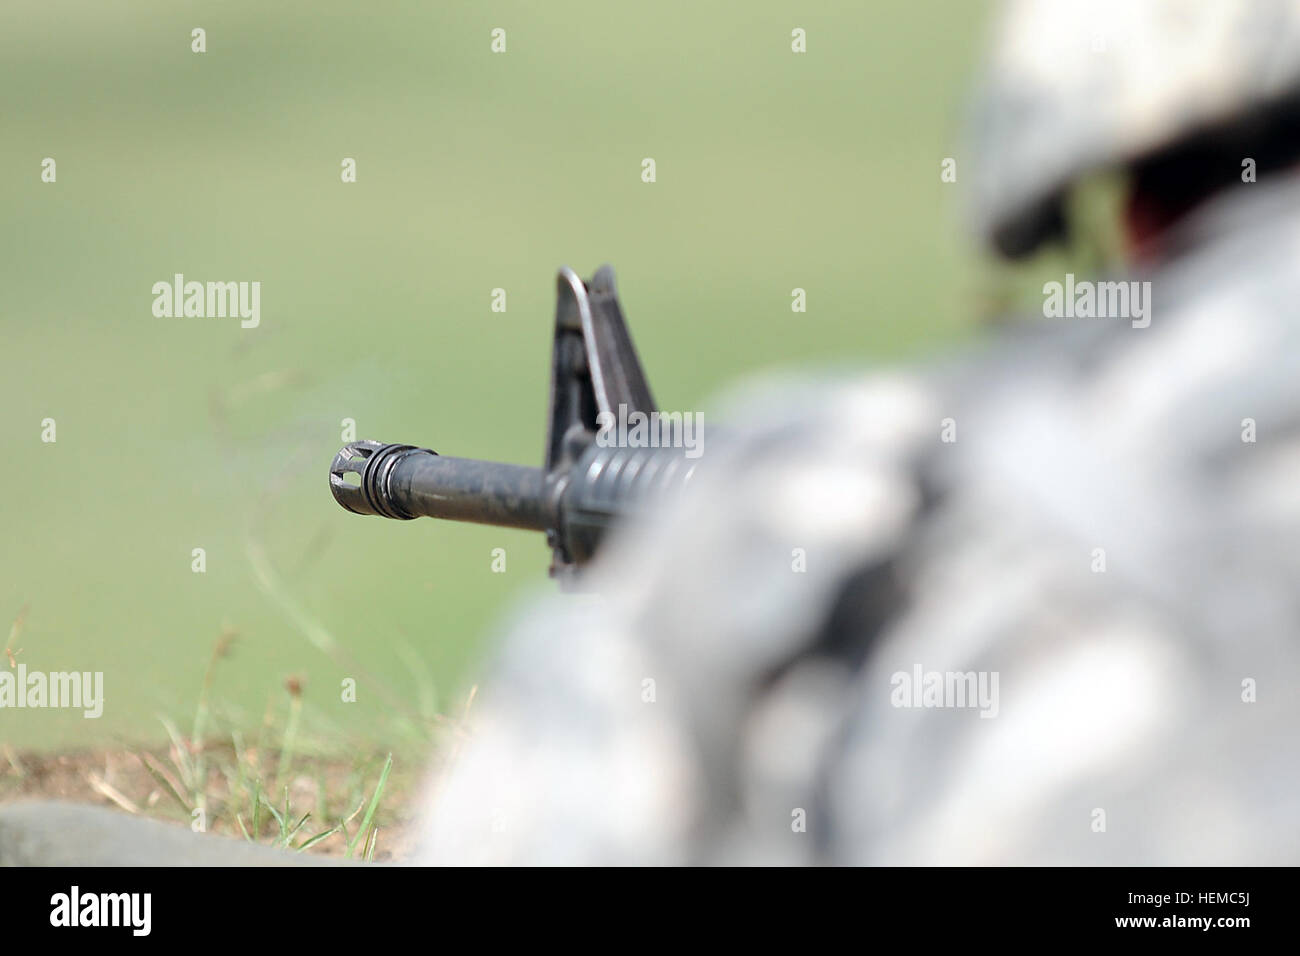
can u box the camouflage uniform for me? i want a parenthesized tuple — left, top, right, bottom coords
(421, 2, 1300, 864)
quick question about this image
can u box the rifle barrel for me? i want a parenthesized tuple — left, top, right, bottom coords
(330, 439, 701, 568)
(331, 442, 548, 530)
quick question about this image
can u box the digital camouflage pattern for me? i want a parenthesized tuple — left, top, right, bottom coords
(421, 173, 1300, 865)
(970, 0, 1300, 255)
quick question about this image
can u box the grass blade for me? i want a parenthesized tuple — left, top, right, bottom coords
(344, 753, 392, 860)
(296, 825, 341, 852)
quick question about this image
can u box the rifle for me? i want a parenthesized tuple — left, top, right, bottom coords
(329, 266, 701, 583)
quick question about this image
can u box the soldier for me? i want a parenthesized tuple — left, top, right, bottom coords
(419, 0, 1300, 864)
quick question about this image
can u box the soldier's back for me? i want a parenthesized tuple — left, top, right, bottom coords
(421, 174, 1300, 865)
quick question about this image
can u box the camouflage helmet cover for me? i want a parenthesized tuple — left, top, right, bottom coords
(970, 0, 1300, 257)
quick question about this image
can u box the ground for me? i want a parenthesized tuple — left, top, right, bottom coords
(0, 741, 423, 862)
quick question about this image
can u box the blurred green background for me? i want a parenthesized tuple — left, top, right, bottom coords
(1, 0, 993, 752)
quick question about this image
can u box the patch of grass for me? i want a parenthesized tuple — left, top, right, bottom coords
(0, 735, 421, 860)
(0, 630, 461, 861)
(138, 638, 422, 858)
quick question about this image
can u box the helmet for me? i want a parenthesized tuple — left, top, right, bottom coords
(970, 0, 1300, 257)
